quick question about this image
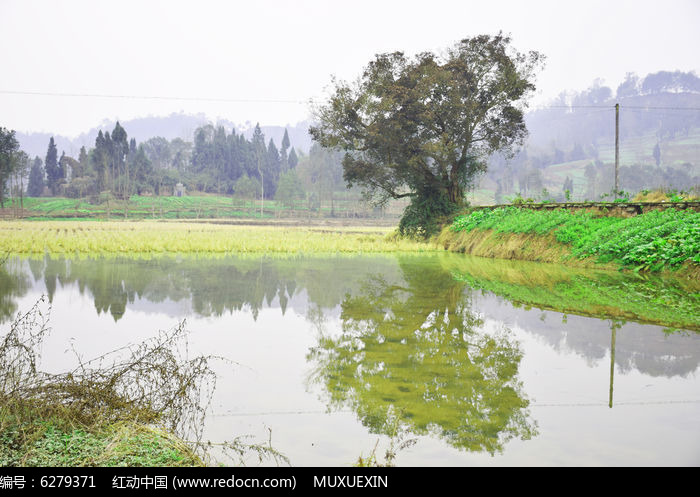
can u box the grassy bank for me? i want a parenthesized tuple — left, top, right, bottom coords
(0, 220, 433, 255)
(438, 207, 700, 278)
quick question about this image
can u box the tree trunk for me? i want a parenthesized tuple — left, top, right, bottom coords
(446, 182, 464, 206)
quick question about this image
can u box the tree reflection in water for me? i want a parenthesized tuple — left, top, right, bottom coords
(306, 258, 538, 455)
(0, 257, 30, 323)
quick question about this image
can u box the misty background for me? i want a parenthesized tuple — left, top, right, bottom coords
(2, 0, 699, 205)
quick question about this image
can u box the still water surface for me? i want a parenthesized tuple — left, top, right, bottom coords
(1, 253, 699, 466)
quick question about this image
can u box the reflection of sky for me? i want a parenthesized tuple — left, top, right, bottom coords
(4, 257, 700, 466)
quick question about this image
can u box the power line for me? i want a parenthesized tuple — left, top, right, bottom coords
(623, 105, 700, 111)
(0, 89, 309, 105)
(535, 104, 700, 111)
(620, 108, 700, 119)
(533, 105, 613, 109)
(3, 89, 700, 113)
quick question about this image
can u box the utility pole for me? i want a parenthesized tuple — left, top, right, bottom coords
(615, 103, 620, 196)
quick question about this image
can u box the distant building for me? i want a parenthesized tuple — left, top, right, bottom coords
(174, 183, 186, 197)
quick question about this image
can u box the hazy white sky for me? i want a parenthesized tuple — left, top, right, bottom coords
(1, 0, 699, 137)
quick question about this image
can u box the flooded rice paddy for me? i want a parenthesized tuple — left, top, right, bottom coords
(1, 253, 698, 466)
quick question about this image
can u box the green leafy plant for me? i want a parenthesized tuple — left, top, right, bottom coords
(509, 193, 525, 206)
(450, 207, 699, 272)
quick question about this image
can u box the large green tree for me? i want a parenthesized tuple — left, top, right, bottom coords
(264, 138, 281, 199)
(0, 127, 20, 207)
(11, 150, 30, 208)
(275, 169, 305, 208)
(251, 124, 266, 201)
(27, 156, 45, 197)
(310, 33, 543, 235)
(142, 136, 172, 170)
(288, 147, 298, 169)
(130, 144, 154, 194)
(44, 137, 61, 195)
(110, 122, 129, 197)
(233, 174, 261, 200)
(280, 128, 290, 172)
(91, 130, 108, 192)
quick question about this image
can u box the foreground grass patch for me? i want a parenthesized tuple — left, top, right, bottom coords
(1, 419, 204, 467)
(0, 220, 434, 255)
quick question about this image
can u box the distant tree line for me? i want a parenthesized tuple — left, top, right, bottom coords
(9, 120, 359, 211)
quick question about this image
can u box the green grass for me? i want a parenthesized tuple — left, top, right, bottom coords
(0, 417, 204, 467)
(450, 207, 700, 271)
(20, 195, 268, 220)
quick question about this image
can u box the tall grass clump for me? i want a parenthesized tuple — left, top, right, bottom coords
(0, 296, 288, 467)
(450, 207, 699, 272)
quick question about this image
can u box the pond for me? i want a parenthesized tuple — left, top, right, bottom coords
(1, 253, 699, 466)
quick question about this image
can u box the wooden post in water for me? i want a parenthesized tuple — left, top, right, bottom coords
(609, 320, 618, 408)
(615, 103, 620, 196)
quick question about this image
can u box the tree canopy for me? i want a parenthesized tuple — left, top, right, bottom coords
(44, 137, 61, 195)
(0, 128, 21, 207)
(310, 33, 543, 235)
(27, 156, 44, 197)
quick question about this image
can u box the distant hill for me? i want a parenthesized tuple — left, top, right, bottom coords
(479, 82, 700, 204)
(15, 112, 208, 160)
(16, 113, 314, 161)
(240, 120, 313, 155)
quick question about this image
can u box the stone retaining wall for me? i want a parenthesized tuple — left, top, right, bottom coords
(471, 201, 700, 216)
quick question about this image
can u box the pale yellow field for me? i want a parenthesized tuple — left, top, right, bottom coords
(0, 220, 436, 255)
